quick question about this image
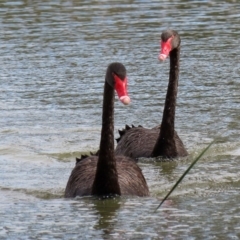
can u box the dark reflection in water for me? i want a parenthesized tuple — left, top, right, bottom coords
(92, 198, 121, 236)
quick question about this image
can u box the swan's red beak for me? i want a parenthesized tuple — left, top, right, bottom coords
(113, 74, 130, 105)
(159, 37, 173, 61)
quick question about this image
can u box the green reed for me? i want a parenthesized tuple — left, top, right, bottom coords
(156, 139, 216, 211)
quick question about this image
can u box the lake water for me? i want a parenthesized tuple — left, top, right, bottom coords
(1, 0, 240, 239)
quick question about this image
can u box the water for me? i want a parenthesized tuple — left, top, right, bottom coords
(1, 0, 240, 239)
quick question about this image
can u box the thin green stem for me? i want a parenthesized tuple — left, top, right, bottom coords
(155, 139, 216, 211)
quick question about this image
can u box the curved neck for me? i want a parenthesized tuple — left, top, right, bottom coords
(152, 47, 180, 157)
(160, 47, 179, 137)
(92, 80, 121, 195)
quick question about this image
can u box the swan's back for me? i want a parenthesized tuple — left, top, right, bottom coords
(64, 155, 149, 198)
(115, 126, 159, 159)
(115, 125, 187, 159)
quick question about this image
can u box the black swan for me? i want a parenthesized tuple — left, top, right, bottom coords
(64, 62, 149, 197)
(115, 30, 188, 159)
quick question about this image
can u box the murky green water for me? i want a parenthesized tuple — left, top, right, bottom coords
(1, 0, 240, 239)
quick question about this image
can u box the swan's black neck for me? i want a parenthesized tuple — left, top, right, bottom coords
(152, 47, 180, 157)
(92, 80, 121, 196)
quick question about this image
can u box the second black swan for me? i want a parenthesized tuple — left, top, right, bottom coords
(64, 62, 149, 198)
(115, 30, 188, 160)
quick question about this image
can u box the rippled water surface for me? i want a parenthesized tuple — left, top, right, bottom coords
(1, 0, 240, 239)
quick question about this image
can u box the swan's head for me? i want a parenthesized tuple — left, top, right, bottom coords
(106, 62, 130, 105)
(159, 30, 181, 61)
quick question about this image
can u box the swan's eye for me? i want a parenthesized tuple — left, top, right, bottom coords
(112, 72, 118, 78)
(112, 72, 125, 81)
